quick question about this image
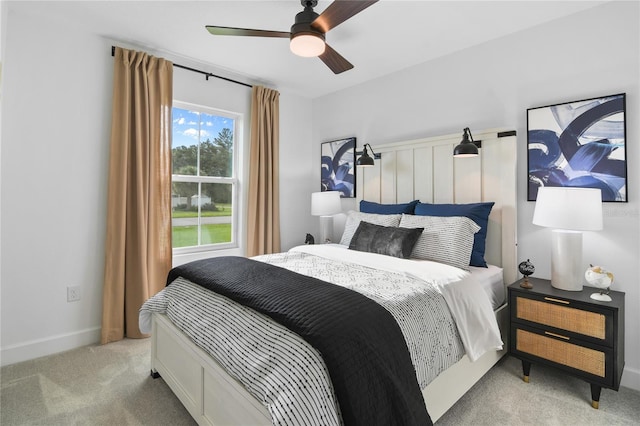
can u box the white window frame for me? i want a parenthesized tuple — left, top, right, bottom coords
(171, 100, 241, 255)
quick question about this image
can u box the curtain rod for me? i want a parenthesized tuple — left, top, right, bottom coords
(111, 46, 252, 89)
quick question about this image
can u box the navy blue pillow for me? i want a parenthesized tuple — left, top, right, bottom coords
(414, 202, 495, 267)
(360, 199, 419, 215)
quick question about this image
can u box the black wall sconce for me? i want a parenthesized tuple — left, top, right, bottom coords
(453, 128, 482, 157)
(355, 143, 381, 167)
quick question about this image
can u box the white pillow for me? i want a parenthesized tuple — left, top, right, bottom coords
(339, 211, 402, 246)
(399, 214, 480, 271)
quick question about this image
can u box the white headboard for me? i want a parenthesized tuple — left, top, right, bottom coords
(356, 128, 518, 284)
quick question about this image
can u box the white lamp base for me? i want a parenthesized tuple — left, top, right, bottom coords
(590, 292, 612, 302)
(550, 230, 583, 291)
(318, 215, 334, 244)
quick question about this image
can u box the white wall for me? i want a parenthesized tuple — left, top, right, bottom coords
(0, 5, 313, 364)
(311, 1, 640, 391)
(0, 0, 6, 358)
(1, 6, 112, 364)
(279, 91, 316, 250)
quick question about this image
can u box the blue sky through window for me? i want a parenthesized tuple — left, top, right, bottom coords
(172, 107, 234, 148)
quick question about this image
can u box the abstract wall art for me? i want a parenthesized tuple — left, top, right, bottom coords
(527, 93, 627, 202)
(321, 137, 356, 198)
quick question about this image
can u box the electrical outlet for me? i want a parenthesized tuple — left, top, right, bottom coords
(67, 286, 81, 302)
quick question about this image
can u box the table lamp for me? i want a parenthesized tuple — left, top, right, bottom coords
(532, 186, 603, 291)
(311, 191, 341, 243)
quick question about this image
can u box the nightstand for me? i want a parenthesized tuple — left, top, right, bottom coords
(508, 277, 625, 409)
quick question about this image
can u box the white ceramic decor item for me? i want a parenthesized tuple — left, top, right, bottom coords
(585, 264, 614, 301)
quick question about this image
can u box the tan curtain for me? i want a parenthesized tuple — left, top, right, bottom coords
(101, 47, 173, 344)
(247, 86, 281, 256)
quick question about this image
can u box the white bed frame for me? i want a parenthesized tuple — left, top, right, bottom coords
(150, 128, 518, 425)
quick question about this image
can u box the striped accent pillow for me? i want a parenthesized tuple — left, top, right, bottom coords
(339, 211, 402, 246)
(399, 214, 480, 271)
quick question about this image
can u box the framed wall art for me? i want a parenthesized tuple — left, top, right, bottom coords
(321, 137, 356, 198)
(527, 93, 627, 202)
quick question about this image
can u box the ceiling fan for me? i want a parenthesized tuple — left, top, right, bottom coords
(206, 0, 378, 74)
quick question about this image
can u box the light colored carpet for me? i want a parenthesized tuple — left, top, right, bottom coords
(1, 338, 639, 425)
(1, 338, 195, 426)
(437, 356, 640, 425)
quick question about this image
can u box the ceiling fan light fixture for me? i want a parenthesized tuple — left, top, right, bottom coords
(290, 33, 325, 57)
(206, 0, 378, 73)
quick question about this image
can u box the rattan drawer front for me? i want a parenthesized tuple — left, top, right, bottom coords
(516, 329, 605, 377)
(516, 297, 606, 340)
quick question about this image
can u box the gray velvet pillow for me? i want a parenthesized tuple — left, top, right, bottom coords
(349, 221, 424, 259)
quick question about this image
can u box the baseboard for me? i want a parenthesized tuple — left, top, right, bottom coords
(0, 326, 101, 367)
(621, 365, 640, 392)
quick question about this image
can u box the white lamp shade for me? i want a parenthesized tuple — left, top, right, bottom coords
(533, 187, 603, 231)
(311, 191, 341, 216)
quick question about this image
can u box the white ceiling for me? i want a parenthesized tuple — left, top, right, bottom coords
(10, 0, 608, 98)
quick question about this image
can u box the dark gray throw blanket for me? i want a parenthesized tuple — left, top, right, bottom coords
(167, 256, 432, 426)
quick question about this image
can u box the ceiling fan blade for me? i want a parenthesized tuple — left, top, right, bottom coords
(312, 0, 378, 33)
(206, 26, 290, 38)
(319, 44, 353, 74)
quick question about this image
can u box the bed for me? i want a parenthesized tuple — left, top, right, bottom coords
(141, 128, 518, 425)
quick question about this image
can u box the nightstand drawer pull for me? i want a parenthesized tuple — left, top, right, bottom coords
(544, 331, 570, 340)
(544, 297, 570, 305)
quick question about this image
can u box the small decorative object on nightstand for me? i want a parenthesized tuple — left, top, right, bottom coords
(518, 259, 535, 288)
(304, 233, 315, 245)
(585, 264, 614, 302)
(508, 278, 625, 409)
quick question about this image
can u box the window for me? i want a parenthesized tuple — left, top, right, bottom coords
(171, 101, 239, 252)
